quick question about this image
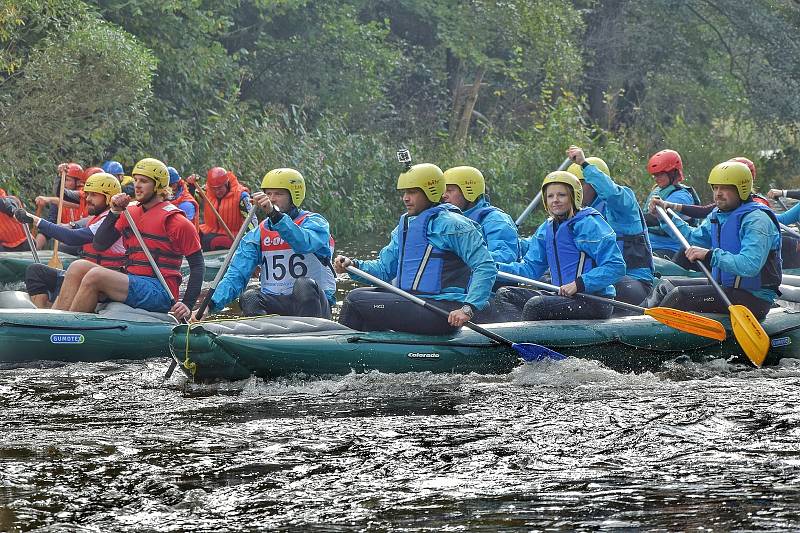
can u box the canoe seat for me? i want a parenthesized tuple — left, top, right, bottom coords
(195, 315, 353, 336)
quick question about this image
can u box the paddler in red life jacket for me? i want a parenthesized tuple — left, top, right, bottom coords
(167, 166, 199, 229)
(187, 166, 252, 251)
(14, 173, 125, 308)
(191, 168, 336, 320)
(0, 188, 29, 252)
(52, 158, 204, 320)
(33, 163, 89, 250)
(334, 163, 497, 335)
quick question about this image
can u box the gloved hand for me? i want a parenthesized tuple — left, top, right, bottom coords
(14, 208, 34, 224)
(0, 197, 19, 216)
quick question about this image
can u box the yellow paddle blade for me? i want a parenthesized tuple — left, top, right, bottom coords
(644, 307, 727, 342)
(729, 304, 770, 367)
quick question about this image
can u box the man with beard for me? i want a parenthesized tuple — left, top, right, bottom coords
(14, 173, 126, 308)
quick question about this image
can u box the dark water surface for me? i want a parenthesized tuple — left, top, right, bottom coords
(3, 240, 800, 531)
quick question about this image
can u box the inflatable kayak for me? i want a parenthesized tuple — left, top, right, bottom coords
(0, 291, 175, 363)
(168, 306, 800, 382)
(0, 249, 229, 285)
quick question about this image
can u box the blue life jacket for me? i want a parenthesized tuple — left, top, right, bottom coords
(545, 208, 601, 287)
(592, 199, 654, 273)
(466, 205, 496, 224)
(710, 201, 782, 291)
(397, 204, 472, 295)
(647, 183, 703, 235)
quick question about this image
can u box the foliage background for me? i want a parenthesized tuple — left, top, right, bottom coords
(2, 0, 799, 237)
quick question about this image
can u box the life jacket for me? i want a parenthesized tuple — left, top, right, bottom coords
(80, 210, 126, 269)
(170, 181, 200, 230)
(753, 193, 770, 207)
(0, 189, 26, 248)
(646, 183, 703, 235)
(545, 207, 603, 288)
(397, 204, 472, 295)
(120, 201, 186, 300)
(199, 172, 247, 235)
(59, 189, 88, 223)
(258, 211, 336, 296)
(710, 200, 782, 292)
(592, 199, 655, 273)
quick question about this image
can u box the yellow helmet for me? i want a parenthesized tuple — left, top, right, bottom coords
(567, 157, 610, 180)
(83, 172, 122, 203)
(397, 163, 444, 203)
(131, 158, 169, 190)
(261, 168, 305, 206)
(443, 166, 485, 202)
(707, 161, 752, 201)
(541, 171, 583, 211)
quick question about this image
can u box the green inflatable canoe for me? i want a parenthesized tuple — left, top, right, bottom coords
(0, 249, 229, 285)
(0, 292, 175, 363)
(169, 306, 800, 382)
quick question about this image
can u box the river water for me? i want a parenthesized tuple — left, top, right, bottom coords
(3, 241, 800, 531)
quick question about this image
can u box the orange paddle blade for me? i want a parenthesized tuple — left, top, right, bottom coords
(644, 307, 727, 342)
(48, 245, 62, 269)
(729, 304, 770, 367)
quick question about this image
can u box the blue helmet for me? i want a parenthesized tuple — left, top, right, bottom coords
(102, 160, 124, 176)
(167, 166, 181, 185)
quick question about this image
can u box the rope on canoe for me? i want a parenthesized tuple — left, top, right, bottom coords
(0, 322, 128, 331)
(346, 336, 501, 348)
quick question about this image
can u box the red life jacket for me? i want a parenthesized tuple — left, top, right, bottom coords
(170, 181, 200, 230)
(0, 188, 26, 248)
(81, 210, 126, 269)
(120, 201, 185, 299)
(199, 172, 247, 235)
(60, 190, 88, 223)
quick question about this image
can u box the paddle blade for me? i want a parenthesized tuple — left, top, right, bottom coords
(48, 253, 62, 269)
(729, 304, 770, 367)
(512, 342, 567, 362)
(644, 307, 727, 342)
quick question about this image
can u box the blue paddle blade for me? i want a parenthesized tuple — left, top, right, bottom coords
(512, 342, 567, 361)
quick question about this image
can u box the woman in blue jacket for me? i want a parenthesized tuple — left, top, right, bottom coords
(494, 171, 625, 321)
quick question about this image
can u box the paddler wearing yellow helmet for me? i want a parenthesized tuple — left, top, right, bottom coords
(16, 172, 125, 308)
(192, 167, 337, 321)
(565, 145, 655, 307)
(441, 165, 521, 264)
(334, 158, 496, 334)
(51, 157, 204, 321)
(646, 160, 781, 322)
(493, 168, 626, 322)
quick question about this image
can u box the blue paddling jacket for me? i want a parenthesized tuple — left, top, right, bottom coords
(583, 163, 654, 284)
(644, 183, 701, 253)
(463, 196, 520, 263)
(498, 207, 625, 297)
(353, 203, 496, 310)
(663, 201, 782, 303)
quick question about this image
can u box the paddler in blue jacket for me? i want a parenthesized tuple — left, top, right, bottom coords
(192, 168, 336, 320)
(646, 161, 781, 321)
(641, 149, 702, 257)
(441, 166, 520, 263)
(334, 162, 496, 334)
(494, 170, 625, 321)
(566, 145, 655, 306)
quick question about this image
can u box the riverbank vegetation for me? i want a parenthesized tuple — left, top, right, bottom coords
(2, 0, 799, 236)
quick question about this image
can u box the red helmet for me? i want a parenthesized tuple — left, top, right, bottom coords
(65, 163, 84, 179)
(207, 167, 229, 187)
(82, 166, 103, 182)
(729, 157, 756, 181)
(647, 149, 684, 182)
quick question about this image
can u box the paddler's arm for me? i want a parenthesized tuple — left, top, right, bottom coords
(32, 218, 94, 246)
(480, 210, 520, 263)
(777, 202, 800, 225)
(209, 225, 262, 312)
(238, 191, 252, 220)
(659, 211, 712, 247)
(349, 227, 400, 283)
(439, 218, 496, 311)
(182, 250, 205, 308)
(573, 216, 626, 294)
(497, 223, 548, 280)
